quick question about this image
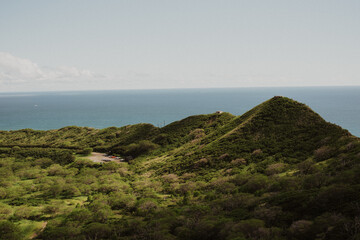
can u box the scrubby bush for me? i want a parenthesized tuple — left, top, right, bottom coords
(265, 163, 286, 175)
(118, 140, 158, 158)
(88, 200, 113, 223)
(231, 158, 247, 165)
(33, 158, 54, 168)
(0, 188, 7, 199)
(14, 206, 32, 219)
(230, 219, 265, 239)
(67, 208, 92, 224)
(298, 159, 316, 175)
(218, 153, 231, 161)
(43, 205, 60, 215)
(179, 181, 197, 194)
(108, 192, 136, 210)
(0, 220, 22, 240)
(241, 174, 269, 193)
(71, 158, 96, 169)
(82, 223, 112, 240)
(153, 133, 170, 145)
(162, 173, 179, 183)
(136, 199, 159, 216)
(101, 162, 120, 172)
(63, 184, 81, 197)
(181, 173, 196, 180)
(289, 220, 313, 239)
(80, 147, 93, 156)
(194, 158, 209, 168)
(189, 128, 205, 139)
(0, 203, 12, 220)
(47, 164, 67, 176)
(314, 146, 333, 161)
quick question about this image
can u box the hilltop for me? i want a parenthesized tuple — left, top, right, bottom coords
(0, 97, 359, 240)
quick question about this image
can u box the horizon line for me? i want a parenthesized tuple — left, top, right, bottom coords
(1, 84, 360, 94)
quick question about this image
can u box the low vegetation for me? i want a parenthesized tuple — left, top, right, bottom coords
(0, 97, 359, 239)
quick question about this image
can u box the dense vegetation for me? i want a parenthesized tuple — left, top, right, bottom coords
(0, 97, 359, 240)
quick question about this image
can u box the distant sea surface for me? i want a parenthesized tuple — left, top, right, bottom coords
(0, 87, 359, 137)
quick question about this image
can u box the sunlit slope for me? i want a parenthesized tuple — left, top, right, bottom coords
(143, 96, 356, 175)
(0, 111, 235, 152)
(0, 124, 158, 149)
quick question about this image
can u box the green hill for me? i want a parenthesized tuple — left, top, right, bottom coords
(0, 97, 359, 240)
(140, 97, 354, 175)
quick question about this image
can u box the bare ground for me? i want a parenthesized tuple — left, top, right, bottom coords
(30, 221, 48, 239)
(85, 152, 122, 163)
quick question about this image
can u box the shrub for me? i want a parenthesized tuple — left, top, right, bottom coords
(162, 173, 179, 183)
(11, 146, 21, 153)
(80, 147, 93, 156)
(218, 153, 231, 161)
(13, 148, 75, 164)
(265, 163, 286, 175)
(289, 220, 313, 239)
(67, 208, 92, 223)
(297, 159, 316, 175)
(43, 205, 60, 215)
(0, 220, 22, 240)
(136, 199, 159, 216)
(71, 158, 95, 169)
(314, 146, 333, 161)
(0, 188, 6, 199)
(47, 164, 67, 176)
(189, 128, 205, 139)
(231, 219, 265, 239)
(253, 206, 283, 225)
(194, 158, 209, 168)
(33, 158, 54, 168)
(242, 174, 269, 193)
(252, 149, 263, 156)
(123, 140, 158, 158)
(88, 201, 113, 223)
(0, 203, 12, 220)
(179, 181, 197, 194)
(14, 206, 32, 219)
(231, 158, 247, 165)
(82, 223, 111, 240)
(63, 184, 81, 197)
(101, 162, 120, 172)
(181, 173, 196, 180)
(108, 193, 136, 210)
(153, 133, 170, 145)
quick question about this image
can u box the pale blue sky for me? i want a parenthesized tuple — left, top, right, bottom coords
(0, 0, 359, 92)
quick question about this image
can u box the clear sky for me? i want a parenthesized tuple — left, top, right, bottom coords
(0, 0, 359, 92)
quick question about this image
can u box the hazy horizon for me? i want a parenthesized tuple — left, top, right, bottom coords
(1, 85, 360, 94)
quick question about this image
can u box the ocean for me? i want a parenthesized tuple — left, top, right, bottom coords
(0, 86, 359, 137)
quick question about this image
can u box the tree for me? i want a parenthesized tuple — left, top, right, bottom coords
(33, 158, 54, 168)
(0, 221, 22, 240)
(81, 148, 93, 156)
(82, 223, 111, 240)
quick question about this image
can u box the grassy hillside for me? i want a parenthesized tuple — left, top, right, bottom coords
(0, 123, 158, 150)
(0, 97, 359, 240)
(139, 97, 353, 175)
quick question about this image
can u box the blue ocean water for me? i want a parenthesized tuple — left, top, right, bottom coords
(0, 87, 359, 137)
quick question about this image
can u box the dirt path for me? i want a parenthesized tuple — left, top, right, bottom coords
(85, 152, 122, 163)
(30, 221, 48, 239)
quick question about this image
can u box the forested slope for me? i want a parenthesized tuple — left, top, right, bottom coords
(0, 97, 359, 240)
